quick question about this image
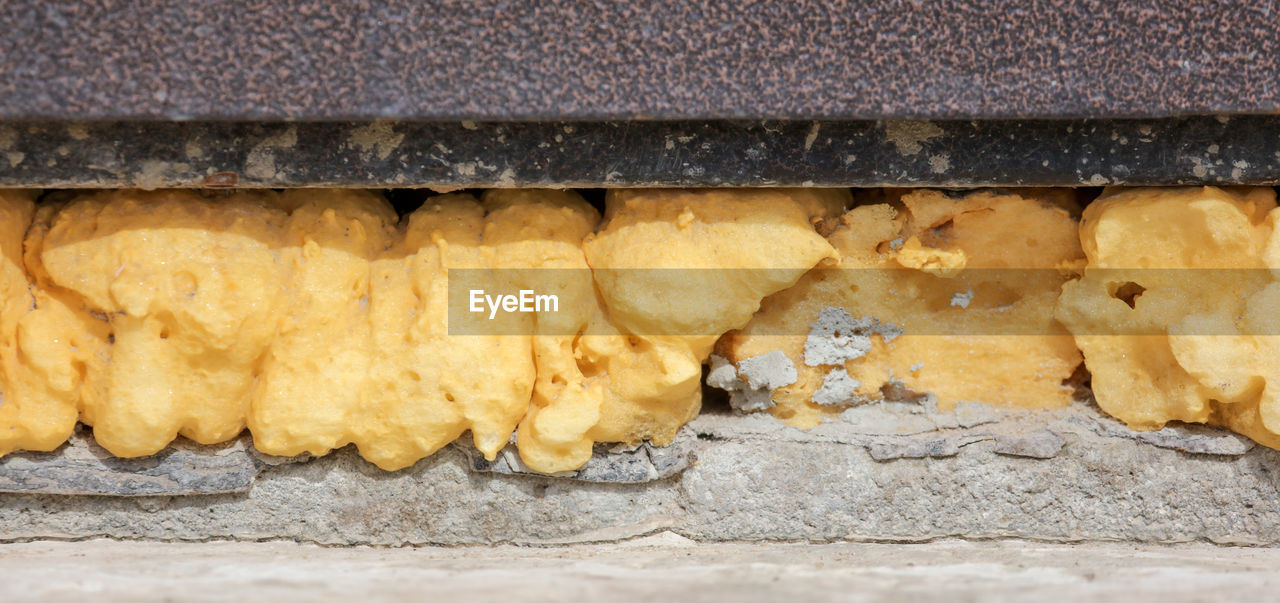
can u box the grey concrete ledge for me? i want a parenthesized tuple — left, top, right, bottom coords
(3, 399, 1278, 546)
(5, 538, 1280, 603)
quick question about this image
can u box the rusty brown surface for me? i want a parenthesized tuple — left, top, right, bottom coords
(1, 1, 1277, 121)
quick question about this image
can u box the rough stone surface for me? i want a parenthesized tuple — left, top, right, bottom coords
(727, 388, 776, 413)
(1092, 416, 1256, 456)
(865, 434, 967, 461)
(0, 429, 262, 496)
(803, 307, 904, 368)
(705, 355, 741, 392)
(458, 438, 693, 484)
(3, 1, 1277, 120)
(5, 538, 1280, 602)
(813, 368, 864, 407)
(994, 429, 1066, 459)
(4, 401, 1280, 545)
(708, 354, 777, 412)
(736, 351, 798, 390)
(803, 307, 876, 366)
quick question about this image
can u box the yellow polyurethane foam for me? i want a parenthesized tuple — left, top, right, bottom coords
(718, 189, 1085, 427)
(40, 190, 287, 456)
(248, 189, 399, 460)
(1055, 186, 1280, 447)
(523, 188, 844, 471)
(0, 190, 96, 456)
(2, 188, 842, 473)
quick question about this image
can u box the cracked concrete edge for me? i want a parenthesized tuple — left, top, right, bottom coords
(0, 396, 1249, 495)
(693, 400, 1256, 459)
(456, 436, 694, 484)
(2, 400, 1279, 546)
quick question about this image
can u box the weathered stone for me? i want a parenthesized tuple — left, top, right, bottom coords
(866, 436, 962, 460)
(458, 437, 693, 484)
(812, 368, 864, 407)
(708, 354, 778, 412)
(1087, 413, 1256, 456)
(0, 431, 260, 496)
(737, 351, 798, 390)
(994, 429, 1065, 459)
(2, 402, 1279, 545)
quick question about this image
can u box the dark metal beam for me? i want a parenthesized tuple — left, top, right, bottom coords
(1, 117, 1277, 188)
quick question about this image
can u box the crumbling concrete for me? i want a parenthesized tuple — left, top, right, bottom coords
(3, 399, 1280, 546)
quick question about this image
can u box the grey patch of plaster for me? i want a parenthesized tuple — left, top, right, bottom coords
(708, 354, 782, 412)
(804, 307, 902, 367)
(813, 368, 864, 406)
(950, 289, 973, 308)
(994, 429, 1065, 459)
(737, 351, 797, 390)
(879, 323, 904, 342)
(883, 120, 945, 156)
(706, 354, 741, 391)
(805, 307, 872, 366)
(733, 389, 777, 412)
